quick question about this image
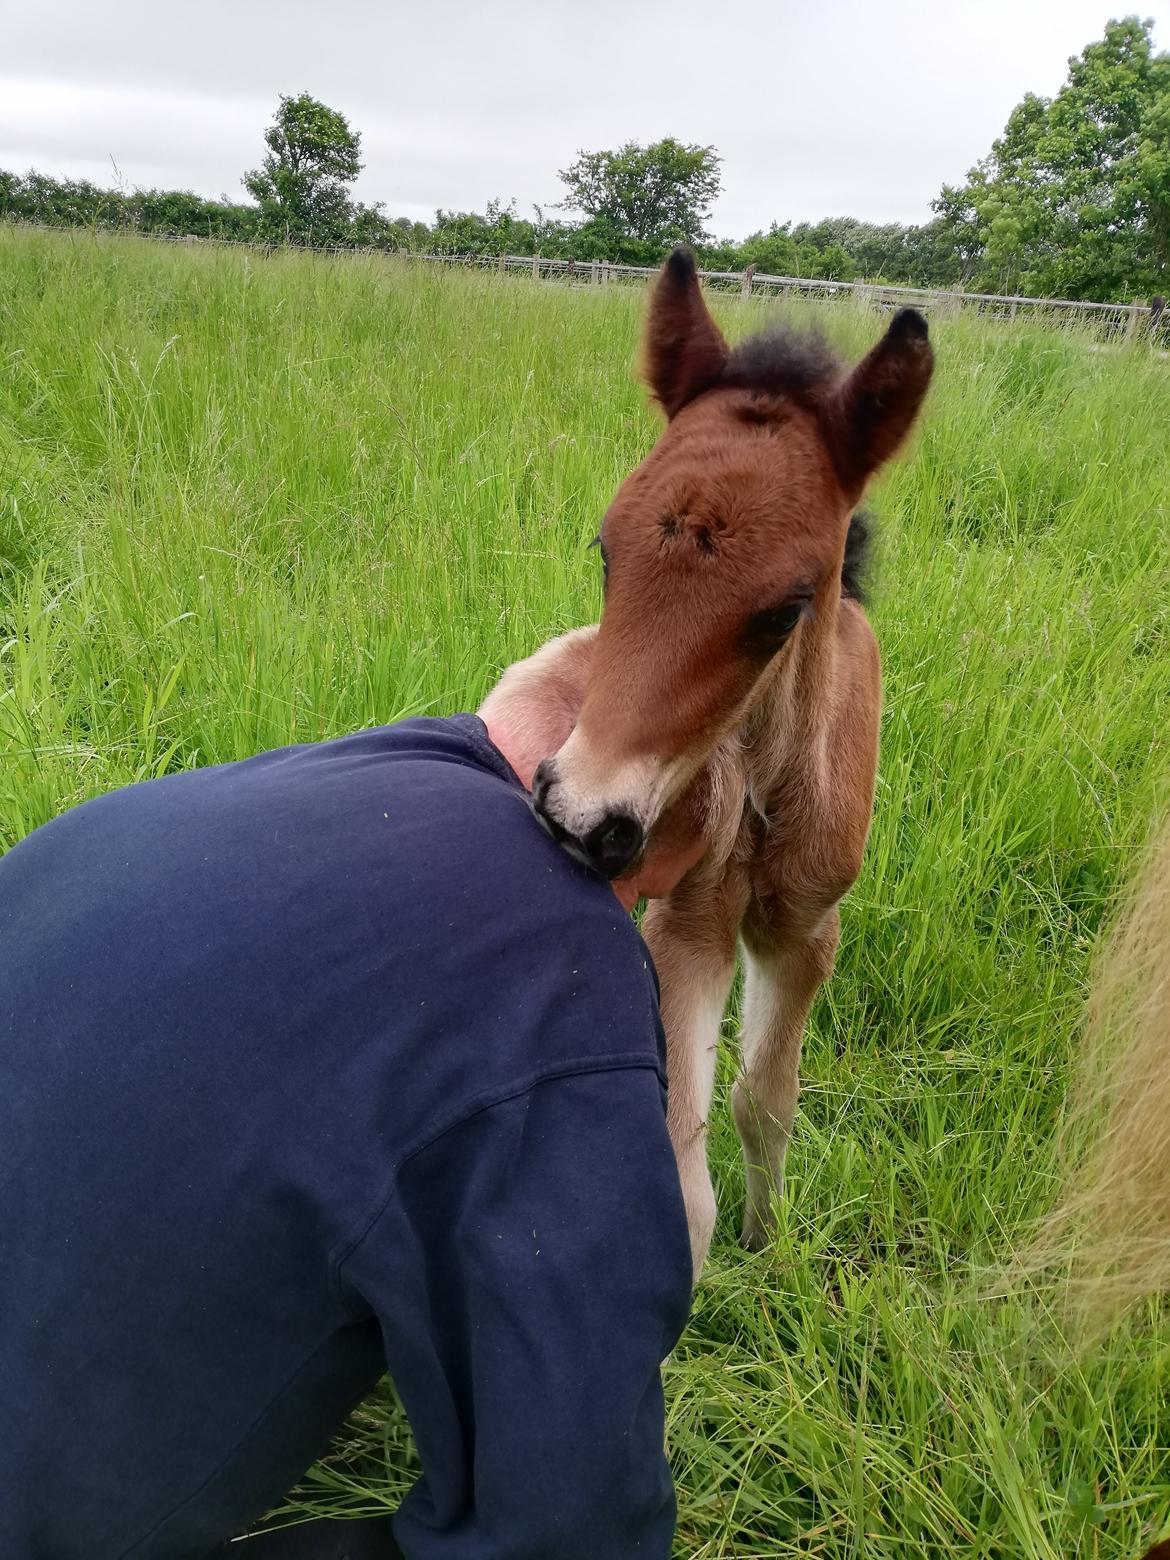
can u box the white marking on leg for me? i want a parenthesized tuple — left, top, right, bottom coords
(661, 957, 735, 1277)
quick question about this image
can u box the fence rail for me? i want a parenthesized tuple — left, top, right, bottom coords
(424, 250, 1154, 330)
(3, 218, 1157, 332)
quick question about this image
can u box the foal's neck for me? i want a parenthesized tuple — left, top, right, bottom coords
(756, 564, 844, 743)
(702, 566, 848, 857)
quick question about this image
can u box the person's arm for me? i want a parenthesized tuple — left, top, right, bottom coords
(339, 1065, 693, 1560)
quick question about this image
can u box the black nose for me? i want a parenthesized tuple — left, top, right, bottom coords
(531, 759, 555, 814)
(582, 811, 644, 880)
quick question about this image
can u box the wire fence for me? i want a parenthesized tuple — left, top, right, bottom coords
(4, 218, 1163, 337)
(420, 250, 1159, 334)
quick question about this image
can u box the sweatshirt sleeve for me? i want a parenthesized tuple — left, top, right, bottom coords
(339, 1064, 694, 1560)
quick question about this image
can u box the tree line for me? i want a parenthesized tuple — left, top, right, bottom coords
(2, 18, 1167, 302)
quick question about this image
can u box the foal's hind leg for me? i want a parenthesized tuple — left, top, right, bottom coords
(642, 869, 746, 1278)
(732, 908, 840, 1251)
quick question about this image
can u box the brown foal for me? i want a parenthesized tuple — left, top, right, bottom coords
(481, 249, 933, 1275)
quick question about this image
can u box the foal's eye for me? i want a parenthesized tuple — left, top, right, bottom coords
(743, 599, 808, 652)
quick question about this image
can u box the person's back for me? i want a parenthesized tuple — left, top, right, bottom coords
(0, 715, 691, 1559)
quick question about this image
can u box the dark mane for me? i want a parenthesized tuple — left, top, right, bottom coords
(841, 509, 873, 602)
(720, 324, 841, 405)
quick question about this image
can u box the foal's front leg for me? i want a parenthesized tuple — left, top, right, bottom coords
(641, 871, 745, 1278)
(733, 908, 840, 1251)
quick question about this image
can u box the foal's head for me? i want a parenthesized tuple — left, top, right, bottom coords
(533, 248, 933, 879)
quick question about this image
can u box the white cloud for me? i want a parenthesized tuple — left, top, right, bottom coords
(3, 0, 1168, 236)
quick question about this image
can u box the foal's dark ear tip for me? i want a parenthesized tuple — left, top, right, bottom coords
(664, 245, 697, 284)
(889, 308, 929, 345)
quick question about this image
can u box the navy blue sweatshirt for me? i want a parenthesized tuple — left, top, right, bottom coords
(0, 716, 692, 1560)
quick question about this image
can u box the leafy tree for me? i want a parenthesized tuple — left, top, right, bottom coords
(707, 217, 961, 288)
(347, 202, 410, 250)
(129, 187, 260, 241)
(430, 200, 539, 257)
(559, 218, 663, 265)
(1, 170, 125, 228)
(0, 169, 263, 240)
(929, 185, 985, 285)
(557, 138, 721, 249)
(738, 223, 798, 275)
(946, 18, 1170, 299)
(244, 93, 362, 245)
(809, 242, 857, 281)
(693, 236, 742, 270)
(528, 205, 580, 257)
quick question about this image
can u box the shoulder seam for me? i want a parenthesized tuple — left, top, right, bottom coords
(329, 1053, 668, 1306)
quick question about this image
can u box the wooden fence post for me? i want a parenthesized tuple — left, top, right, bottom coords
(497, 252, 505, 276)
(590, 260, 598, 285)
(741, 263, 755, 299)
(1124, 301, 1143, 343)
(532, 255, 539, 280)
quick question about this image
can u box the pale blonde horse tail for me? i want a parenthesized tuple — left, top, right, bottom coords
(1015, 820, 1170, 1332)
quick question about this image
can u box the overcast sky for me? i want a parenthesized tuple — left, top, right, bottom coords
(3, 0, 1168, 237)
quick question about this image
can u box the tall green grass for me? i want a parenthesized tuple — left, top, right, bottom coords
(3, 226, 1169, 1557)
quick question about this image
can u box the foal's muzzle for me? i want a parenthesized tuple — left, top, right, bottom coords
(532, 759, 644, 880)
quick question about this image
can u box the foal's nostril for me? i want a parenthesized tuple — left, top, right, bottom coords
(583, 810, 644, 880)
(530, 767, 642, 879)
(531, 759, 555, 812)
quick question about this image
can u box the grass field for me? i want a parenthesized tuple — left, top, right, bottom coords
(3, 225, 1170, 1557)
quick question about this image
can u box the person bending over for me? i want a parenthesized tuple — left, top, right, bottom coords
(0, 651, 703, 1559)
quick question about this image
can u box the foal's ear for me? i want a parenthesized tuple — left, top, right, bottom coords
(827, 309, 933, 496)
(644, 247, 729, 418)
